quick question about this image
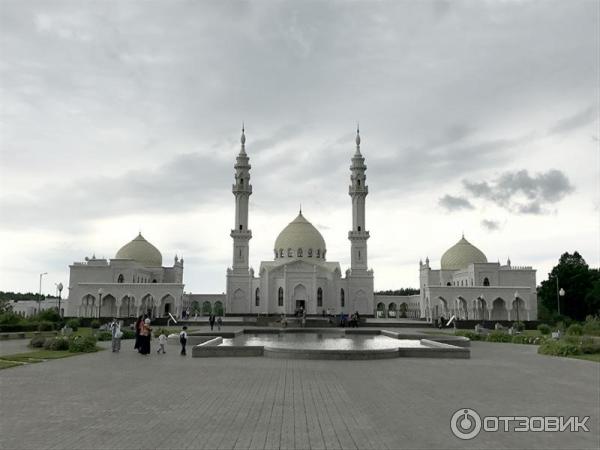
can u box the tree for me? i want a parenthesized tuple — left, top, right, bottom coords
(0, 298, 13, 314)
(538, 252, 598, 322)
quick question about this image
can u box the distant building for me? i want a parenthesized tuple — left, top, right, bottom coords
(65, 233, 184, 318)
(418, 236, 537, 321)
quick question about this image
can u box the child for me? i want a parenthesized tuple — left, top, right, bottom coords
(157, 331, 167, 354)
(179, 326, 188, 356)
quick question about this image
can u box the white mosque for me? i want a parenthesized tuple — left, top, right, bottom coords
(65, 128, 538, 321)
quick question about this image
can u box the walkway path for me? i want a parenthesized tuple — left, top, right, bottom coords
(0, 335, 598, 449)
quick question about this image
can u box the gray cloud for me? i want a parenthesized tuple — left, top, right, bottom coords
(438, 194, 474, 211)
(550, 106, 598, 135)
(463, 169, 574, 215)
(481, 219, 501, 231)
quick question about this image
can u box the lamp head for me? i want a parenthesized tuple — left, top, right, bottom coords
(559, 288, 565, 296)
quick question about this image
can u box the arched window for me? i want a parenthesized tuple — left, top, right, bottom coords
(255, 288, 260, 307)
(483, 277, 490, 287)
(446, 282, 451, 286)
(297, 248, 303, 257)
(278, 287, 284, 307)
(240, 178, 244, 185)
(340, 288, 345, 308)
(287, 248, 293, 257)
(308, 249, 313, 257)
(279, 248, 284, 258)
(358, 226, 361, 231)
(152, 279, 157, 283)
(316, 249, 320, 258)
(117, 274, 124, 283)
(239, 224, 243, 230)
(358, 179, 361, 186)
(317, 288, 323, 307)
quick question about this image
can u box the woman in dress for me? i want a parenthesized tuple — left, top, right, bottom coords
(133, 315, 143, 352)
(139, 318, 152, 355)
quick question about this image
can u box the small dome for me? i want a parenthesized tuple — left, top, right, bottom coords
(274, 212, 326, 259)
(115, 233, 163, 267)
(441, 236, 487, 270)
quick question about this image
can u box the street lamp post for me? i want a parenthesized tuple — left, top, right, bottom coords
(556, 277, 565, 315)
(97, 288, 104, 319)
(38, 272, 48, 314)
(514, 291, 520, 324)
(56, 283, 63, 317)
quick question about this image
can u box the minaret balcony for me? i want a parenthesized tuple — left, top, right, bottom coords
(230, 229, 253, 239)
(348, 185, 368, 195)
(232, 184, 253, 195)
(348, 230, 370, 240)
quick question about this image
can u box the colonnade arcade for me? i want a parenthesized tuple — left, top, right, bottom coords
(425, 293, 529, 322)
(78, 292, 178, 318)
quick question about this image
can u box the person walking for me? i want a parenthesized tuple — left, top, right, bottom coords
(216, 316, 223, 331)
(209, 314, 216, 331)
(139, 318, 152, 355)
(133, 315, 143, 352)
(157, 331, 167, 354)
(110, 318, 122, 352)
(180, 326, 188, 355)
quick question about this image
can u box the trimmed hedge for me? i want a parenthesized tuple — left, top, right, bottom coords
(30, 335, 46, 348)
(566, 324, 583, 336)
(43, 336, 70, 351)
(66, 319, 80, 331)
(537, 324, 551, 335)
(96, 331, 112, 342)
(538, 340, 582, 357)
(121, 329, 135, 340)
(68, 335, 98, 353)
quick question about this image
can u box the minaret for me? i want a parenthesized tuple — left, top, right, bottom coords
(348, 126, 369, 271)
(230, 125, 252, 271)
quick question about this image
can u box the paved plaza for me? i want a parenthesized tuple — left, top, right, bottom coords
(1, 336, 598, 450)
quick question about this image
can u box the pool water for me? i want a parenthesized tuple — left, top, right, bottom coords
(219, 333, 425, 350)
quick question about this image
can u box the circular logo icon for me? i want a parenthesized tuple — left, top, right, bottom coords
(450, 408, 482, 440)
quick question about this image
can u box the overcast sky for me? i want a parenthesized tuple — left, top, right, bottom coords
(1, 0, 598, 296)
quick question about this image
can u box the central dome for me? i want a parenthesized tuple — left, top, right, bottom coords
(440, 235, 487, 270)
(274, 212, 327, 260)
(115, 233, 163, 267)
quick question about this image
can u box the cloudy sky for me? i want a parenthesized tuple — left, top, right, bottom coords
(0, 0, 598, 296)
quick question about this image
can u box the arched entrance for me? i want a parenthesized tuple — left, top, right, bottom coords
(387, 302, 397, 318)
(491, 298, 508, 320)
(293, 284, 307, 314)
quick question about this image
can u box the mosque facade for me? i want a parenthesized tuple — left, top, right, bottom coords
(225, 128, 374, 316)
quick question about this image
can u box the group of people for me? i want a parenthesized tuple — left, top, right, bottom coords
(208, 314, 223, 331)
(338, 311, 361, 328)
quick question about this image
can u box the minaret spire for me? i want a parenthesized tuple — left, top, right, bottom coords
(230, 126, 252, 271)
(349, 125, 369, 271)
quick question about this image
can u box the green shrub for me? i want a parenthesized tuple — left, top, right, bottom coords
(90, 320, 100, 329)
(582, 316, 600, 336)
(580, 341, 600, 354)
(43, 336, 70, 351)
(121, 329, 135, 340)
(68, 335, 98, 353)
(566, 324, 583, 336)
(538, 340, 581, 357)
(30, 335, 46, 348)
(513, 321, 525, 332)
(0, 311, 22, 325)
(455, 330, 482, 341)
(96, 331, 112, 341)
(36, 309, 61, 323)
(37, 321, 54, 331)
(0, 322, 39, 332)
(487, 331, 512, 343)
(537, 324, 551, 335)
(66, 319, 80, 331)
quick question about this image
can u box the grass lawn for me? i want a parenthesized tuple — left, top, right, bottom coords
(568, 353, 600, 363)
(0, 359, 22, 369)
(0, 348, 101, 369)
